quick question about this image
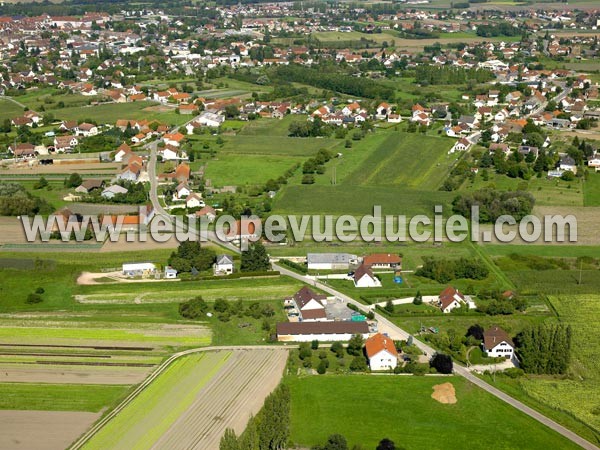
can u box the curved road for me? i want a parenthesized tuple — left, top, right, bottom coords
(273, 262, 599, 450)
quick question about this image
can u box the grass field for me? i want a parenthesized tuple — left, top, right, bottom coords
(288, 375, 580, 449)
(0, 99, 24, 122)
(83, 351, 230, 449)
(0, 383, 128, 412)
(584, 172, 600, 206)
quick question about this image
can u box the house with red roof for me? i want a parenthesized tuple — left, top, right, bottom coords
(366, 333, 398, 371)
(285, 286, 328, 322)
(437, 286, 467, 313)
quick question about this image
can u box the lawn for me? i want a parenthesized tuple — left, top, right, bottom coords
(0, 383, 128, 412)
(83, 351, 230, 450)
(17, 179, 73, 209)
(238, 116, 299, 137)
(287, 375, 580, 450)
(211, 134, 342, 157)
(0, 99, 25, 122)
(584, 172, 600, 206)
(203, 153, 302, 187)
(50, 102, 189, 127)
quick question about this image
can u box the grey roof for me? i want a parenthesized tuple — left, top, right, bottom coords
(277, 321, 369, 336)
(307, 253, 357, 265)
(102, 185, 129, 195)
(216, 254, 234, 265)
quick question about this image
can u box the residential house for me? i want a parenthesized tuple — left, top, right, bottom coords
(451, 138, 471, 153)
(101, 184, 128, 199)
(353, 264, 381, 288)
(195, 206, 217, 222)
(285, 286, 328, 322)
(214, 254, 234, 275)
(163, 132, 185, 147)
(482, 326, 515, 359)
(174, 182, 191, 200)
(438, 286, 467, 313)
(366, 333, 398, 371)
(53, 135, 78, 153)
(76, 123, 98, 137)
(224, 218, 260, 242)
(185, 193, 204, 209)
(75, 179, 104, 194)
(559, 155, 577, 173)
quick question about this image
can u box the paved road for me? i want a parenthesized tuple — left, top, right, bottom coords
(272, 262, 599, 450)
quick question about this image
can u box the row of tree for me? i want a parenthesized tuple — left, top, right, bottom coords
(515, 323, 572, 375)
(451, 188, 535, 223)
(415, 65, 494, 86)
(219, 384, 290, 450)
(416, 257, 489, 283)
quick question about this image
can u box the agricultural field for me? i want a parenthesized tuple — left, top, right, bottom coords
(584, 172, 600, 206)
(287, 375, 580, 450)
(0, 98, 25, 122)
(83, 349, 288, 450)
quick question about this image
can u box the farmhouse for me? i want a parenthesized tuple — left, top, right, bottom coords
(307, 253, 358, 271)
(75, 179, 104, 194)
(214, 254, 234, 275)
(365, 333, 398, 371)
(437, 286, 467, 313)
(362, 254, 401, 270)
(353, 264, 381, 288)
(285, 286, 328, 322)
(482, 326, 515, 359)
(276, 321, 369, 342)
(122, 262, 156, 277)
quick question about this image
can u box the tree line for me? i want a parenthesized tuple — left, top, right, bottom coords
(452, 189, 535, 223)
(416, 257, 489, 283)
(273, 65, 395, 100)
(515, 323, 572, 375)
(219, 384, 290, 450)
(415, 65, 494, 86)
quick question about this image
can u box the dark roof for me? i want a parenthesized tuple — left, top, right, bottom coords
(439, 286, 464, 310)
(293, 286, 326, 310)
(353, 264, 375, 282)
(483, 326, 514, 349)
(276, 321, 369, 336)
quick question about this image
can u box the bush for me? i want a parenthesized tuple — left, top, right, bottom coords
(349, 355, 368, 372)
(330, 342, 344, 358)
(317, 359, 328, 375)
(299, 343, 312, 360)
(26, 293, 43, 304)
(311, 339, 319, 350)
(278, 259, 308, 274)
(35, 287, 45, 294)
(429, 353, 453, 374)
(179, 296, 209, 319)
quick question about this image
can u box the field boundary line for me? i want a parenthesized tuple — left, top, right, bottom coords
(68, 345, 291, 450)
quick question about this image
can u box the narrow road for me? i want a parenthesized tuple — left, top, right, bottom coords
(272, 262, 599, 450)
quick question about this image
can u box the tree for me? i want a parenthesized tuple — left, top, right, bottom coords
(430, 353, 453, 374)
(26, 293, 43, 304)
(384, 299, 394, 314)
(466, 324, 484, 341)
(349, 354, 368, 372)
(317, 358, 328, 374)
(311, 339, 320, 350)
(347, 334, 364, 356)
(241, 242, 270, 272)
(219, 428, 240, 450)
(65, 173, 82, 188)
(179, 296, 209, 319)
(314, 434, 349, 450)
(376, 438, 397, 450)
(169, 241, 216, 273)
(33, 176, 48, 190)
(299, 342, 312, 360)
(515, 324, 572, 374)
(413, 290, 423, 305)
(330, 341, 344, 358)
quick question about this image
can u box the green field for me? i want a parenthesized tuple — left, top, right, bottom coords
(49, 102, 188, 126)
(0, 98, 25, 122)
(83, 351, 230, 449)
(0, 383, 128, 412)
(584, 172, 600, 206)
(288, 375, 580, 449)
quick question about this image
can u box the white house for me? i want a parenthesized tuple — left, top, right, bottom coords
(559, 155, 577, 174)
(122, 262, 156, 277)
(214, 254, 234, 275)
(482, 326, 515, 359)
(366, 333, 398, 371)
(185, 193, 205, 209)
(285, 286, 328, 322)
(438, 286, 467, 313)
(174, 182, 191, 200)
(101, 184, 128, 199)
(451, 138, 471, 153)
(197, 111, 225, 128)
(164, 266, 178, 279)
(353, 264, 381, 288)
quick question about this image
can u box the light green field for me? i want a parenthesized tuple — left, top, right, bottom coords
(0, 383, 128, 412)
(238, 116, 298, 137)
(288, 375, 580, 450)
(50, 102, 188, 126)
(584, 172, 600, 206)
(204, 153, 302, 187)
(83, 351, 230, 450)
(210, 134, 342, 157)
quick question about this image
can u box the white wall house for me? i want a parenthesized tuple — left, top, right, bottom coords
(214, 254, 234, 275)
(483, 326, 515, 359)
(366, 333, 398, 371)
(353, 264, 381, 288)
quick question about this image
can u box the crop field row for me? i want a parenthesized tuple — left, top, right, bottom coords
(83, 351, 231, 449)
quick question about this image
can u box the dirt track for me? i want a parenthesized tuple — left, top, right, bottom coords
(0, 410, 99, 450)
(152, 348, 288, 450)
